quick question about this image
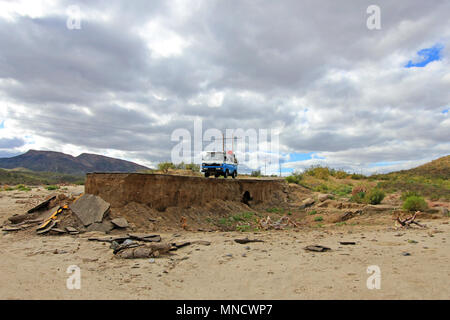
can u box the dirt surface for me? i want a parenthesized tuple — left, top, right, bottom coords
(0, 186, 449, 300)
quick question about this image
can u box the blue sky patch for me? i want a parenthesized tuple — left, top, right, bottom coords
(0, 120, 4, 129)
(368, 161, 404, 168)
(442, 108, 449, 114)
(405, 44, 443, 68)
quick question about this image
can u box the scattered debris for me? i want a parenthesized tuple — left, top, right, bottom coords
(396, 212, 426, 228)
(36, 220, 57, 235)
(234, 238, 264, 244)
(27, 195, 56, 214)
(180, 216, 188, 230)
(86, 221, 114, 233)
(304, 245, 331, 252)
(259, 215, 300, 230)
(8, 214, 29, 224)
(402, 252, 411, 256)
(111, 217, 128, 228)
(36, 205, 69, 233)
(65, 226, 79, 234)
(116, 243, 172, 259)
(128, 233, 161, 242)
(339, 241, 356, 245)
(69, 194, 110, 227)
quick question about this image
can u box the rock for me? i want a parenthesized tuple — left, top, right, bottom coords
(57, 193, 67, 201)
(304, 245, 331, 252)
(86, 220, 114, 233)
(440, 207, 449, 217)
(402, 252, 411, 256)
(299, 198, 315, 209)
(318, 194, 332, 202)
(65, 226, 79, 234)
(8, 214, 28, 224)
(69, 194, 110, 227)
(111, 218, 129, 228)
(116, 243, 172, 259)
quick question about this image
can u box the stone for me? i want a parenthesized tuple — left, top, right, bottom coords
(86, 220, 114, 233)
(111, 217, 129, 228)
(69, 194, 110, 227)
(318, 194, 332, 202)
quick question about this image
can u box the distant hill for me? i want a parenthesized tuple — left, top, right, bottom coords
(0, 150, 149, 175)
(400, 155, 450, 179)
(376, 155, 450, 180)
(373, 155, 450, 200)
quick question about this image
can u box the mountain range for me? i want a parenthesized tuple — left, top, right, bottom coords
(0, 150, 149, 175)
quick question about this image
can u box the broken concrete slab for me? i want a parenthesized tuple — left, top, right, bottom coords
(65, 226, 79, 234)
(128, 233, 161, 242)
(86, 220, 114, 233)
(8, 214, 29, 224)
(111, 217, 128, 228)
(27, 195, 56, 214)
(36, 220, 57, 235)
(69, 194, 110, 227)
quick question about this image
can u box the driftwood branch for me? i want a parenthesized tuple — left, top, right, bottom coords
(396, 211, 426, 228)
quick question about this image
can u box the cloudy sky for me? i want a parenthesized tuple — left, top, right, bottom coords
(0, 0, 449, 174)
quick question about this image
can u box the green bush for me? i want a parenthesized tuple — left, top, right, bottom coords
(402, 196, 428, 212)
(251, 170, 261, 177)
(314, 216, 323, 222)
(17, 184, 31, 191)
(334, 170, 348, 179)
(350, 192, 366, 203)
(401, 191, 420, 201)
(365, 189, 385, 205)
(314, 184, 329, 192)
(158, 162, 175, 173)
(46, 185, 60, 191)
(305, 166, 330, 180)
(285, 172, 303, 184)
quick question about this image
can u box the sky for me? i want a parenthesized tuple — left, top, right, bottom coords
(0, 0, 449, 175)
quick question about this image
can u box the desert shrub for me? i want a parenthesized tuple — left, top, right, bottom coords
(305, 166, 330, 180)
(314, 216, 323, 222)
(285, 171, 303, 184)
(403, 196, 428, 212)
(251, 170, 261, 177)
(350, 185, 367, 203)
(46, 185, 59, 191)
(365, 189, 385, 205)
(350, 173, 366, 180)
(16, 184, 31, 191)
(314, 184, 329, 192)
(332, 185, 353, 196)
(334, 170, 348, 179)
(401, 191, 420, 201)
(158, 162, 175, 173)
(185, 163, 200, 172)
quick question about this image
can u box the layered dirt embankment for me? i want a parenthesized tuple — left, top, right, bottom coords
(85, 173, 289, 210)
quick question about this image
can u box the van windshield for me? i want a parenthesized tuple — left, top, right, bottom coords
(203, 152, 224, 161)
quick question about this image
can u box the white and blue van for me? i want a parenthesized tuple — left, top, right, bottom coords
(201, 151, 238, 178)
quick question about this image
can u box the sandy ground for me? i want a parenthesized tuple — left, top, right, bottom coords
(0, 186, 449, 300)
